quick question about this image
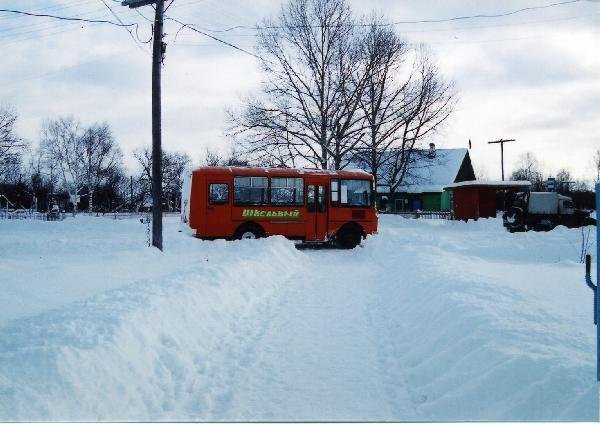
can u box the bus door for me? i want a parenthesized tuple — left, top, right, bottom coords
(306, 184, 328, 241)
(205, 181, 230, 236)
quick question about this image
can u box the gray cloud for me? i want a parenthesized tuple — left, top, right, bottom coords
(1, 0, 599, 181)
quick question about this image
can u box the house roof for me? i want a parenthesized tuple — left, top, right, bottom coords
(444, 180, 531, 190)
(355, 148, 470, 193)
(400, 148, 469, 193)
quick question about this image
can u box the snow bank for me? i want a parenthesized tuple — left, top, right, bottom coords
(362, 216, 596, 420)
(0, 217, 302, 420)
(0, 215, 596, 421)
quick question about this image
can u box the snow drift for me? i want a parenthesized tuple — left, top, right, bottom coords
(0, 215, 596, 421)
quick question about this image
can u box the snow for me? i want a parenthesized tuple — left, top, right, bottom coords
(444, 180, 532, 189)
(0, 215, 597, 421)
(351, 148, 469, 193)
(399, 148, 468, 192)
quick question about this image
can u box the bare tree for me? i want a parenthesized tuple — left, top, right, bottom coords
(40, 117, 86, 212)
(81, 124, 122, 212)
(0, 105, 25, 160)
(353, 41, 455, 196)
(0, 105, 27, 182)
(202, 145, 251, 167)
(511, 152, 544, 190)
(203, 147, 223, 166)
(555, 168, 572, 193)
(351, 17, 413, 188)
(134, 147, 191, 211)
(593, 148, 600, 183)
(231, 0, 369, 169)
(40, 117, 122, 213)
(0, 153, 23, 184)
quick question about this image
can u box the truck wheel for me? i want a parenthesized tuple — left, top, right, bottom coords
(335, 225, 363, 249)
(234, 224, 265, 240)
(504, 207, 524, 232)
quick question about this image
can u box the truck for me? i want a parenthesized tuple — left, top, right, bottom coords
(503, 191, 595, 232)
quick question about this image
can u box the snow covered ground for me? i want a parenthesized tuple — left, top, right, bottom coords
(0, 214, 597, 421)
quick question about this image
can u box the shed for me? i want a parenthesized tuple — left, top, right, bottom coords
(444, 180, 531, 221)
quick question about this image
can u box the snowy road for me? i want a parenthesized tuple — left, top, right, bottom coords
(0, 216, 597, 421)
(219, 250, 414, 421)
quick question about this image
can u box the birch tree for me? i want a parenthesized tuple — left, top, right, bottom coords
(40, 117, 122, 213)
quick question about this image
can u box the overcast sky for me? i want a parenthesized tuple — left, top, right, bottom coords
(1, 0, 599, 181)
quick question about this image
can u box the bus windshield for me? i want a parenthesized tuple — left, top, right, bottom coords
(340, 179, 372, 207)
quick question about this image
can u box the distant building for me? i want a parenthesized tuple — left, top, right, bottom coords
(351, 145, 475, 212)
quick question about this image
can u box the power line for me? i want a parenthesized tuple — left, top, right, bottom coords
(186, 0, 585, 33)
(165, 16, 265, 62)
(0, 0, 97, 22)
(0, 8, 139, 28)
(389, 0, 584, 24)
(98, 0, 152, 53)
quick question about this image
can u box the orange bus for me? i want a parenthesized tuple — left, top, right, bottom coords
(182, 166, 378, 248)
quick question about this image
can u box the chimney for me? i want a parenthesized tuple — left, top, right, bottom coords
(428, 142, 436, 158)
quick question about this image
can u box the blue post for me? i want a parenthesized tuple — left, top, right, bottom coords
(585, 184, 600, 385)
(596, 183, 600, 382)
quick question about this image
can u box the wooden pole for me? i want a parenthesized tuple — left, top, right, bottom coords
(151, 0, 164, 250)
(487, 139, 515, 181)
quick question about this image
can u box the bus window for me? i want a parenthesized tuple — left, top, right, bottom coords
(234, 176, 268, 205)
(307, 185, 316, 212)
(209, 183, 229, 204)
(271, 177, 304, 205)
(331, 179, 339, 204)
(318, 186, 326, 212)
(340, 179, 372, 207)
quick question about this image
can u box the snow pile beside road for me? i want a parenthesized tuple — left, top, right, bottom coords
(0, 218, 301, 421)
(0, 215, 596, 421)
(364, 219, 595, 420)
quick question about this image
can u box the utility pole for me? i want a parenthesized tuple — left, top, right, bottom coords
(122, 0, 164, 250)
(130, 175, 134, 209)
(487, 138, 515, 181)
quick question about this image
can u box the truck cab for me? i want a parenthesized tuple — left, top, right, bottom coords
(503, 190, 592, 231)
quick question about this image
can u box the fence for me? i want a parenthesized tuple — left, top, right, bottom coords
(81, 211, 181, 220)
(0, 211, 180, 221)
(387, 210, 454, 220)
(0, 211, 65, 221)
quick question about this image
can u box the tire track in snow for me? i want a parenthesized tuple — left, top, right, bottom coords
(211, 247, 418, 421)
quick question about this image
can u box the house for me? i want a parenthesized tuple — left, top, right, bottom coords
(352, 144, 475, 213)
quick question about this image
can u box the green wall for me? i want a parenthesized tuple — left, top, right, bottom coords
(422, 193, 441, 211)
(441, 190, 452, 211)
(377, 192, 452, 212)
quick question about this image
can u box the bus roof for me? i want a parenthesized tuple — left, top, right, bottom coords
(192, 166, 373, 179)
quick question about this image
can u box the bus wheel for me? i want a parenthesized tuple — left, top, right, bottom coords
(234, 224, 265, 240)
(335, 225, 362, 249)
